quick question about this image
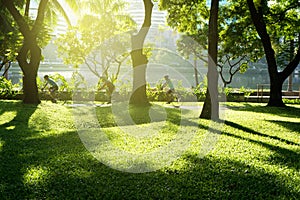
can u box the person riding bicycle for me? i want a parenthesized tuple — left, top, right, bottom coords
(43, 75, 58, 103)
(162, 75, 175, 104)
(98, 76, 115, 104)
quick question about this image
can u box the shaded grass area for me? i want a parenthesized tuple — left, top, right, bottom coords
(0, 100, 299, 199)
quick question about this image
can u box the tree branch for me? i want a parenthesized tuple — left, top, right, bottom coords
(247, 0, 278, 76)
(25, 0, 30, 17)
(84, 58, 100, 77)
(2, 0, 31, 38)
(32, 0, 49, 37)
(131, 0, 153, 50)
(281, 45, 300, 79)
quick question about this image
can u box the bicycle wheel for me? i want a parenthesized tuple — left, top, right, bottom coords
(171, 93, 182, 108)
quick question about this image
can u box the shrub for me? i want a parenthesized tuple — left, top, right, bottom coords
(51, 73, 70, 92)
(0, 77, 19, 97)
(283, 98, 300, 104)
(239, 86, 253, 97)
(193, 83, 206, 101)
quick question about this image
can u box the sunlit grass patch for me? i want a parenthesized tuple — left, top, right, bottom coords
(0, 100, 299, 199)
(213, 103, 300, 193)
(76, 102, 204, 172)
(23, 165, 50, 185)
(0, 111, 17, 126)
(0, 140, 3, 152)
(27, 102, 75, 138)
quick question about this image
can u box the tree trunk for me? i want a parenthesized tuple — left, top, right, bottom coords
(200, 88, 211, 117)
(17, 40, 41, 104)
(129, 0, 153, 106)
(287, 38, 295, 92)
(194, 57, 199, 86)
(200, 0, 219, 120)
(287, 74, 293, 92)
(3, 62, 10, 79)
(129, 50, 150, 105)
(247, 0, 300, 107)
(268, 77, 285, 107)
(22, 70, 40, 104)
(3, 0, 49, 104)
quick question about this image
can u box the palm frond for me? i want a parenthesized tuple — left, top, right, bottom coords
(50, 0, 71, 26)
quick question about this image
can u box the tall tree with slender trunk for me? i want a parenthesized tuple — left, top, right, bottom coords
(199, 0, 219, 120)
(129, 0, 153, 106)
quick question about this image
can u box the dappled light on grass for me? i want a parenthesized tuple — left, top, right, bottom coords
(5, 125, 15, 130)
(0, 140, 3, 152)
(163, 155, 298, 199)
(224, 103, 300, 148)
(0, 101, 299, 198)
(74, 102, 204, 173)
(0, 111, 17, 126)
(28, 102, 75, 138)
(23, 166, 49, 186)
(215, 103, 300, 179)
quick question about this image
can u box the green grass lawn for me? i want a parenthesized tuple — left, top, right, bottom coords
(0, 100, 299, 199)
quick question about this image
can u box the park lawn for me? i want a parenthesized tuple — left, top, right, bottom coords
(0, 100, 299, 199)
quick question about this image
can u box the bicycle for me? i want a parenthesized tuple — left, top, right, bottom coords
(39, 87, 58, 103)
(40, 89, 72, 105)
(164, 88, 182, 108)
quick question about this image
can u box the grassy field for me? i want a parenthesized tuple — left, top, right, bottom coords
(0, 100, 299, 199)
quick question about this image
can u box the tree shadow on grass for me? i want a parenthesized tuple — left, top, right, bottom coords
(0, 122, 299, 199)
(3, 126, 297, 199)
(223, 121, 299, 170)
(5, 146, 298, 199)
(198, 121, 299, 171)
(226, 103, 300, 119)
(0, 101, 298, 199)
(225, 120, 299, 146)
(12, 155, 275, 199)
(160, 155, 299, 199)
(0, 101, 38, 198)
(267, 120, 300, 134)
(95, 104, 183, 128)
(0, 100, 97, 199)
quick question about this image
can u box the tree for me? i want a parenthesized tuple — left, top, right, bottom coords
(160, 0, 220, 119)
(199, 0, 219, 120)
(218, 55, 249, 88)
(161, 0, 265, 90)
(176, 34, 207, 86)
(129, 0, 154, 106)
(176, 32, 250, 89)
(162, 0, 299, 111)
(0, 9, 23, 74)
(1, 0, 75, 104)
(56, 0, 134, 86)
(246, 0, 300, 107)
(1, 0, 50, 104)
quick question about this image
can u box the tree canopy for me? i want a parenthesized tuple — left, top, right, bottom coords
(56, 0, 135, 83)
(246, 0, 300, 106)
(161, 0, 299, 107)
(0, 0, 76, 103)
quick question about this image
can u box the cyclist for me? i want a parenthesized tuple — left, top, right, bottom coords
(43, 75, 58, 103)
(98, 76, 115, 103)
(162, 75, 175, 104)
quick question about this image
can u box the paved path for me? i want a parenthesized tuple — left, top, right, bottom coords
(67, 103, 203, 110)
